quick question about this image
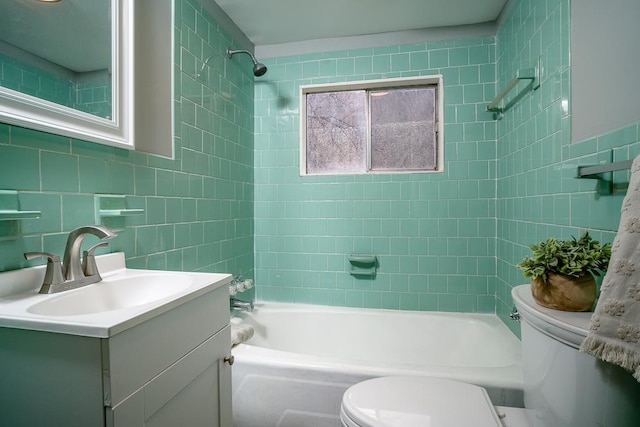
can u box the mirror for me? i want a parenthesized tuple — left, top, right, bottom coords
(571, 0, 640, 143)
(0, 0, 133, 149)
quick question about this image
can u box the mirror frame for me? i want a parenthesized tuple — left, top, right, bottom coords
(0, 0, 133, 150)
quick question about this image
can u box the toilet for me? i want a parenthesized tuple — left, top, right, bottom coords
(340, 285, 640, 427)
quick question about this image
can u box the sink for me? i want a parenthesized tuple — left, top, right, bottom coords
(0, 252, 232, 337)
(27, 273, 193, 316)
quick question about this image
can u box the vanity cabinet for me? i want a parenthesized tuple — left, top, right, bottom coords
(0, 285, 232, 427)
(107, 328, 230, 426)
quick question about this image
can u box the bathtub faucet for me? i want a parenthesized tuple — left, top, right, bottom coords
(230, 296, 254, 312)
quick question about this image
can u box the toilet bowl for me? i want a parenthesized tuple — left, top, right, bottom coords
(340, 285, 640, 427)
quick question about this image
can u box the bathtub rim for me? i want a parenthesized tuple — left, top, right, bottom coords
(233, 342, 523, 391)
(231, 301, 524, 393)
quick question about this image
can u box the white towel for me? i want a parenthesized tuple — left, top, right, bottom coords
(231, 323, 254, 347)
(580, 155, 640, 382)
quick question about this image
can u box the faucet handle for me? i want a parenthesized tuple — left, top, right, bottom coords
(82, 241, 109, 277)
(24, 252, 64, 290)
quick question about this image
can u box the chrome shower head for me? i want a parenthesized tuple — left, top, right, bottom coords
(227, 47, 268, 77)
(252, 61, 268, 77)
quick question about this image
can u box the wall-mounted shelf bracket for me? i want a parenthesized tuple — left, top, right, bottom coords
(0, 190, 41, 221)
(95, 194, 144, 218)
(487, 57, 541, 119)
(95, 194, 144, 230)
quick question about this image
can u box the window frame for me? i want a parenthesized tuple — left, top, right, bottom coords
(299, 75, 444, 176)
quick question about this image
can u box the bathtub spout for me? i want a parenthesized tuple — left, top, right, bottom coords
(231, 297, 254, 312)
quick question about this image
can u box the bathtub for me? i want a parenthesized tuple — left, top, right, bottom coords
(231, 302, 523, 427)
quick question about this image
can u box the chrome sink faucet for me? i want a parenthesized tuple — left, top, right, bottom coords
(62, 225, 116, 282)
(25, 225, 117, 294)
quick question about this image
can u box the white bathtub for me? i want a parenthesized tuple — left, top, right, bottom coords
(231, 303, 523, 427)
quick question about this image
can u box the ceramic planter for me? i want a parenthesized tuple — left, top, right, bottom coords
(530, 273, 596, 312)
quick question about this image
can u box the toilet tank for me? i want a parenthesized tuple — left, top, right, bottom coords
(512, 285, 640, 427)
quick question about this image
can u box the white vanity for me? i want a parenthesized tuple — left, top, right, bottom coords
(0, 253, 233, 427)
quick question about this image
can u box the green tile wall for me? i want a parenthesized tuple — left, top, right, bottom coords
(255, 0, 640, 321)
(0, 0, 254, 280)
(0, 54, 111, 119)
(254, 37, 498, 312)
(3, 0, 638, 325)
(495, 0, 640, 334)
(75, 79, 112, 119)
(0, 53, 74, 110)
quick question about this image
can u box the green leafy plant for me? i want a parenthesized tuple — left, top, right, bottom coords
(516, 231, 612, 283)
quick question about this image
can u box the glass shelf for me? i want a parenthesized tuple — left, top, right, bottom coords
(99, 208, 145, 217)
(0, 190, 41, 221)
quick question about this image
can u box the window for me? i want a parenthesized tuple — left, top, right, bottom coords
(300, 76, 443, 176)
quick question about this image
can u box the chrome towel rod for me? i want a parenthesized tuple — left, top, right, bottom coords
(487, 57, 541, 116)
(576, 160, 633, 178)
(576, 154, 633, 195)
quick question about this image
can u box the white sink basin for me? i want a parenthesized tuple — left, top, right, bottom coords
(27, 273, 193, 316)
(0, 252, 232, 337)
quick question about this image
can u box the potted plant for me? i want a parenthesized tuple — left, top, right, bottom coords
(516, 231, 612, 311)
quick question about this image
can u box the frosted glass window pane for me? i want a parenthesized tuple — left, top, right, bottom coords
(301, 77, 442, 176)
(370, 87, 437, 170)
(306, 91, 367, 174)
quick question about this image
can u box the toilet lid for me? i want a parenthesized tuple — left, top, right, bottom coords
(341, 376, 503, 427)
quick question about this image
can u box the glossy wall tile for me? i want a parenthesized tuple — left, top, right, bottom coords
(0, 0, 254, 280)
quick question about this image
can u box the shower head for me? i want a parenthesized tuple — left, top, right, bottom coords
(252, 61, 268, 77)
(227, 47, 268, 77)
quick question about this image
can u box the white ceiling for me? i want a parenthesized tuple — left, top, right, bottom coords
(0, 0, 509, 75)
(215, 0, 509, 46)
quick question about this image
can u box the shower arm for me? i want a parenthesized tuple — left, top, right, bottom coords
(227, 47, 268, 77)
(199, 50, 257, 74)
(227, 48, 258, 65)
(200, 48, 267, 78)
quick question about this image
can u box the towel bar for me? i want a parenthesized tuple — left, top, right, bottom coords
(487, 57, 541, 118)
(576, 160, 633, 178)
(576, 156, 633, 195)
